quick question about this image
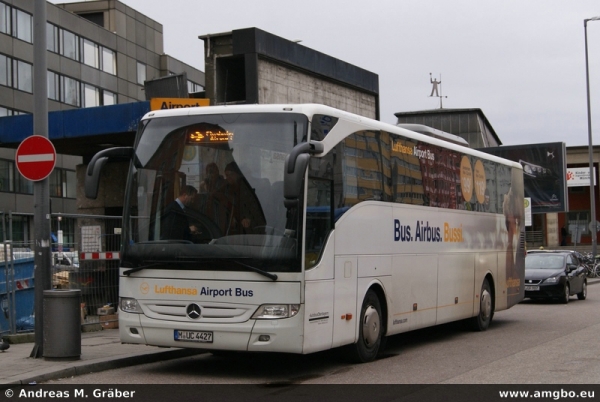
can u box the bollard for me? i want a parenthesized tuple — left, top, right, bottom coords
(43, 289, 81, 360)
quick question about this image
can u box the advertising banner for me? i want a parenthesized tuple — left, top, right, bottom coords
(566, 167, 596, 187)
(479, 143, 567, 214)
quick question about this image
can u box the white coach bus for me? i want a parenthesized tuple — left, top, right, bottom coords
(85, 104, 525, 362)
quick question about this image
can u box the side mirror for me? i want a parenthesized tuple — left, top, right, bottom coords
(284, 154, 310, 208)
(283, 141, 324, 208)
(85, 147, 134, 199)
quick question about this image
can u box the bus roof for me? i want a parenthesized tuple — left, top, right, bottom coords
(141, 104, 523, 170)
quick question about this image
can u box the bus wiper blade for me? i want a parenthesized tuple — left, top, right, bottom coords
(135, 240, 193, 245)
(123, 263, 163, 276)
(231, 259, 278, 281)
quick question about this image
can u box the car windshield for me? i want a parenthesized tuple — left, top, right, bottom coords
(122, 112, 308, 274)
(525, 254, 566, 270)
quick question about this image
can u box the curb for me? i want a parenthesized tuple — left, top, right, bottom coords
(1, 348, 205, 387)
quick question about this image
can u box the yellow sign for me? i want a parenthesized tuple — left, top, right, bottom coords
(150, 98, 210, 111)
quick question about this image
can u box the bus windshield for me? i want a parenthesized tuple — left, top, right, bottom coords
(122, 112, 308, 274)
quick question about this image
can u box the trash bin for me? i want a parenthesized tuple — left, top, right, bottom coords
(43, 289, 81, 359)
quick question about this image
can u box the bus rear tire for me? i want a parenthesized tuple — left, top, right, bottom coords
(349, 290, 383, 363)
(468, 278, 493, 331)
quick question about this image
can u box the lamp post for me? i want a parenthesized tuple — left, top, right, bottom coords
(584, 17, 600, 257)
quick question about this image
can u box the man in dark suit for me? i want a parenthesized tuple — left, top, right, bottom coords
(160, 185, 198, 241)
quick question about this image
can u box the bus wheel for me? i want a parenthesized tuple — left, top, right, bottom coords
(350, 290, 383, 363)
(469, 278, 493, 331)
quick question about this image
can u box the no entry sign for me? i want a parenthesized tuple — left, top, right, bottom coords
(15, 135, 56, 181)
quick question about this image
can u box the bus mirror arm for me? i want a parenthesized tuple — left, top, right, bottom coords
(283, 141, 324, 208)
(286, 141, 324, 174)
(85, 147, 134, 199)
(284, 154, 310, 208)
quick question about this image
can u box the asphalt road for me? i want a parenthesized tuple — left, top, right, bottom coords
(47, 282, 600, 385)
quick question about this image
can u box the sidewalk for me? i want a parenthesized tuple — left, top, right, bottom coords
(0, 329, 204, 386)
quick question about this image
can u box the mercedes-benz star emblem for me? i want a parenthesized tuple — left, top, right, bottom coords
(186, 303, 201, 319)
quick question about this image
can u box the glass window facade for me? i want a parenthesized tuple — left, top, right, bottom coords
(0, 106, 26, 117)
(137, 62, 146, 85)
(187, 80, 203, 94)
(48, 70, 59, 101)
(61, 29, 79, 61)
(0, 53, 10, 87)
(83, 39, 99, 68)
(0, 3, 10, 35)
(15, 59, 32, 92)
(0, 159, 14, 192)
(46, 22, 58, 52)
(12, 8, 31, 43)
(103, 90, 116, 105)
(101, 47, 115, 74)
(83, 83, 99, 107)
(16, 171, 33, 194)
(65, 170, 76, 199)
(62, 75, 80, 106)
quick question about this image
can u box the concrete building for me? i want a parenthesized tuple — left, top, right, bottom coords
(394, 108, 502, 148)
(0, 0, 204, 245)
(200, 27, 379, 120)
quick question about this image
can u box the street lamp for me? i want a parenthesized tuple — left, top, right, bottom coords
(584, 17, 600, 257)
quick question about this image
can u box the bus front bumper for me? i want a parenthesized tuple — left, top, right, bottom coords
(119, 310, 304, 354)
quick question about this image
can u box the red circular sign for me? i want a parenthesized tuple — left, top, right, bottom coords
(15, 135, 57, 181)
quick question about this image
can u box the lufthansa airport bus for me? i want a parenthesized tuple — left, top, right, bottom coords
(85, 104, 525, 362)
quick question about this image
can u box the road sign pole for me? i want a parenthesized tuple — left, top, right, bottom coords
(30, 0, 50, 359)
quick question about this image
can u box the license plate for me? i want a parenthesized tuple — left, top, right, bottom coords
(525, 285, 540, 291)
(174, 330, 213, 343)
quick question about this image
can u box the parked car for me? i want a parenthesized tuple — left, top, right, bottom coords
(524, 250, 587, 303)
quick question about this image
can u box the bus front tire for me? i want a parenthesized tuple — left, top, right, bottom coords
(350, 290, 383, 363)
(468, 278, 494, 331)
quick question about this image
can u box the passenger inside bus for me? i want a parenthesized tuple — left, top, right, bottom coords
(160, 185, 199, 241)
(210, 162, 266, 235)
(199, 163, 225, 194)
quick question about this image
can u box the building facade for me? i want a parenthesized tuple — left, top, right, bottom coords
(0, 0, 204, 245)
(200, 28, 379, 120)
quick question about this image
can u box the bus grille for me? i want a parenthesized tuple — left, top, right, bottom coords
(143, 301, 257, 323)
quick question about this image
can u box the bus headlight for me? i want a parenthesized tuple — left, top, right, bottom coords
(119, 297, 143, 314)
(252, 304, 300, 319)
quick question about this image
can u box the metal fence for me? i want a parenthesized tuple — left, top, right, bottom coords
(0, 214, 122, 335)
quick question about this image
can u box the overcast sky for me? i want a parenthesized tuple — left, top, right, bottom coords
(54, 0, 600, 147)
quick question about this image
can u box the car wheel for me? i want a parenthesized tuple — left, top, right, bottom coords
(577, 281, 587, 300)
(468, 278, 494, 331)
(349, 290, 384, 363)
(561, 283, 570, 304)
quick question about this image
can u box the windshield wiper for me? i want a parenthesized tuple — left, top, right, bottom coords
(135, 240, 193, 245)
(123, 263, 163, 276)
(172, 256, 278, 280)
(230, 259, 278, 281)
